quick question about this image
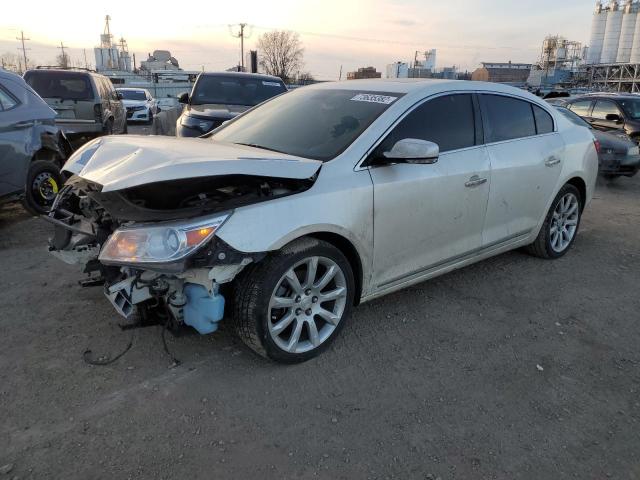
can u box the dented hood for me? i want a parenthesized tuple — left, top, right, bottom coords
(63, 135, 322, 193)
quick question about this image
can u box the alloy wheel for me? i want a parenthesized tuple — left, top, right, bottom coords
(550, 192, 579, 253)
(268, 256, 348, 354)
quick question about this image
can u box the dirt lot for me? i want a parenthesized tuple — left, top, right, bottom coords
(1, 172, 639, 480)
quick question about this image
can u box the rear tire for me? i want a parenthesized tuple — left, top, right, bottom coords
(22, 160, 63, 215)
(525, 184, 582, 259)
(232, 238, 355, 363)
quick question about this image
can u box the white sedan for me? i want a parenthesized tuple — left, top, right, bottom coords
(116, 88, 157, 123)
(48, 80, 598, 363)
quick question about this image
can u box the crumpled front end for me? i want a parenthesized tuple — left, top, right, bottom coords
(45, 170, 314, 333)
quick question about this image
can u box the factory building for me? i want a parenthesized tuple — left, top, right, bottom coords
(471, 62, 532, 84)
(347, 67, 382, 80)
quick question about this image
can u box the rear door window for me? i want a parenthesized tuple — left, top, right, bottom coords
(480, 94, 536, 143)
(378, 94, 476, 153)
(568, 100, 593, 116)
(533, 105, 554, 134)
(591, 100, 621, 120)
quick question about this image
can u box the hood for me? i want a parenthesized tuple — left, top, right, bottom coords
(122, 99, 148, 107)
(62, 135, 322, 193)
(186, 103, 250, 120)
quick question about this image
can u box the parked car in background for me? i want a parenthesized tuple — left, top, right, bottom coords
(554, 105, 640, 179)
(157, 96, 181, 112)
(0, 69, 72, 214)
(23, 68, 126, 146)
(116, 87, 157, 124)
(564, 93, 640, 143)
(176, 72, 287, 137)
(48, 80, 597, 362)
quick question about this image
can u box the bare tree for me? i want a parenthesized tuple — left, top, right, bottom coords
(295, 71, 315, 85)
(56, 52, 70, 69)
(0, 52, 24, 73)
(257, 30, 304, 82)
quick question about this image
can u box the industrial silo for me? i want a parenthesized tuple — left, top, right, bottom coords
(602, 1, 624, 63)
(588, 1, 608, 63)
(617, 0, 637, 62)
(630, 3, 640, 61)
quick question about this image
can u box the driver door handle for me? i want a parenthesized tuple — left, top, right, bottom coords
(13, 121, 34, 129)
(465, 175, 488, 188)
(545, 156, 561, 167)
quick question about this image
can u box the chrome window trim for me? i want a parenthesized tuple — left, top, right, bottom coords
(355, 90, 557, 171)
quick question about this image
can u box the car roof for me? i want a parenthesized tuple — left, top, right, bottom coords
(0, 69, 24, 82)
(304, 78, 546, 104)
(199, 71, 284, 82)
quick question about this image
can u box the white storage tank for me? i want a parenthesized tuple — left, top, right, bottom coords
(602, 1, 624, 63)
(617, 1, 637, 63)
(630, 3, 640, 61)
(588, 1, 608, 63)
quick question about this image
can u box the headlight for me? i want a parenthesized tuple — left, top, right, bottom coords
(99, 213, 230, 266)
(180, 114, 213, 131)
(628, 145, 639, 156)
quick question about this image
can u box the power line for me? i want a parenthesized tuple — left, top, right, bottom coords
(16, 31, 30, 70)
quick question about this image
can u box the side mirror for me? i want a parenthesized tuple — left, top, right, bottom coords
(606, 113, 622, 123)
(178, 92, 190, 104)
(382, 139, 440, 164)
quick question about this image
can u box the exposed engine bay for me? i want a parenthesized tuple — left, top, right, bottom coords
(45, 172, 315, 334)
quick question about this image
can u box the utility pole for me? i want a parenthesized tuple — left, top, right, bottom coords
(339, 65, 343, 81)
(58, 42, 68, 68)
(16, 31, 30, 71)
(83, 49, 88, 69)
(229, 23, 251, 71)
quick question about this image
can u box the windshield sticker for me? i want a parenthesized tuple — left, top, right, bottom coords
(350, 93, 398, 105)
(263, 81, 282, 87)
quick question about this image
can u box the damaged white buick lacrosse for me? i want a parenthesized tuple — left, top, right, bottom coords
(46, 79, 598, 363)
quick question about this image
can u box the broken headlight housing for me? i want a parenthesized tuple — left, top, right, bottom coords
(99, 213, 230, 266)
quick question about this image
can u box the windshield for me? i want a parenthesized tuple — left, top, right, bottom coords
(555, 106, 591, 128)
(191, 75, 286, 106)
(24, 71, 92, 101)
(618, 98, 640, 119)
(118, 90, 146, 101)
(211, 88, 403, 161)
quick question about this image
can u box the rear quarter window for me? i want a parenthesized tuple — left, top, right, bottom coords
(533, 105, 554, 134)
(0, 85, 19, 111)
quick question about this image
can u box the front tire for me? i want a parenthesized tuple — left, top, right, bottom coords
(232, 238, 355, 363)
(525, 184, 582, 259)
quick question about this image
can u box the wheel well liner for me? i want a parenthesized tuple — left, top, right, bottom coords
(308, 232, 364, 305)
(566, 176, 586, 211)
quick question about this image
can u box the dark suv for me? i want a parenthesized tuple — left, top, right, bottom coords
(564, 94, 640, 143)
(176, 72, 287, 137)
(24, 68, 126, 146)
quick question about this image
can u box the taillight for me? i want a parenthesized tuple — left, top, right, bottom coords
(94, 104, 102, 119)
(594, 139, 601, 154)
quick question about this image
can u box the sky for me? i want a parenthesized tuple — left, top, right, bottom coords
(0, 0, 594, 80)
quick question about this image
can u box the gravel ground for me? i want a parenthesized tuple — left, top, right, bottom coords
(1, 172, 639, 480)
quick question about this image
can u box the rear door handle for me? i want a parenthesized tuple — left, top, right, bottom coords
(465, 175, 488, 188)
(545, 156, 561, 167)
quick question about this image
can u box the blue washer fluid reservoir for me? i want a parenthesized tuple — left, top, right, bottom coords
(182, 283, 225, 334)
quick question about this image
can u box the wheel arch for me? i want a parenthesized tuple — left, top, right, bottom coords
(306, 232, 364, 305)
(566, 176, 587, 211)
